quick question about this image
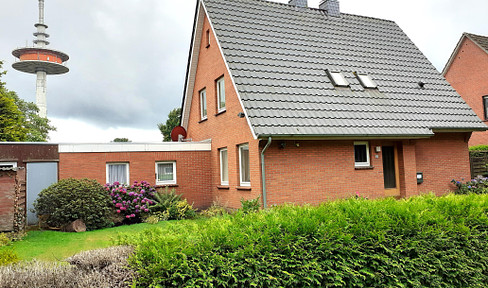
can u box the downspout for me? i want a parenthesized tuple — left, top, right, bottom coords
(261, 137, 272, 209)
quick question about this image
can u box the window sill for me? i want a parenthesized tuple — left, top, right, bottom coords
(198, 118, 208, 124)
(215, 109, 226, 116)
(217, 185, 229, 190)
(236, 186, 252, 191)
(155, 184, 178, 188)
(355, 166, 374, 170)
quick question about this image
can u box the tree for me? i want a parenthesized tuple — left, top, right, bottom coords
(112, 138, 131, 142)
(158, 108, 181, 142)
(0, 61, 56, 142)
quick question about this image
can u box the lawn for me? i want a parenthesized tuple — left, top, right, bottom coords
(3, 221, 170, 261)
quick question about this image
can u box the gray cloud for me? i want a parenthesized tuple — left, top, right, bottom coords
(0, 0, 487, 136)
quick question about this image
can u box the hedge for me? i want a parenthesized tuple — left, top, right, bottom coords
(119, 194, 488, 287)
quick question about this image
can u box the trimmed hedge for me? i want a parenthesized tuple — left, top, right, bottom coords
(119, 194, 488, 287)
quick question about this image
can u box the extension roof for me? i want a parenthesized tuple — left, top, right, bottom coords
(443, 32, 488, 75)
(182, 0, 486, 139)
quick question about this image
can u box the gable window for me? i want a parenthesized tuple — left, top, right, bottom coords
(356, 73, 377, 89)
(200, 88, 207, 120)
(107, 163, 129, 184)
(327, 70, 349, 87)
(220, 148, 228, 186)
(156, 161, 176, 185)
(354, 142, 370, 167)
(205, 29, 210, 48)
(216, 76, 226, 112)
(483, 96, 488, 120)
(0, 162, 17, 169)
(239, 144, 250, 186)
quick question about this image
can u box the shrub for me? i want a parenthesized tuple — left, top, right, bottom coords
(240, 196, 260, 213)
(452, 176, 488, 194)
(0, 246, 134, 287)
(0, 234, 9, 247)
(105, 181, 156, 224)
(469, 144, 488, 151)
(149, 188, 196, 220)
(33, 178, 113, 231)
(200, 200, 232, 218)
(120, 194, 488, 287)
(0, 248, 19, 266)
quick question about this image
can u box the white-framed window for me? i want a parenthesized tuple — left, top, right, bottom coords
(216, 76, 226, 112)
(156, 161, 176, 185)
(357, 74, 377, 89)
(0, 162, 17, 169)
(200, 88, 207, 120)
(106, 163, 129, 184)
(354, 142, 370, 167)
(239, 144, 250, 186)
(219, 148, 228, 186)
(327, 70, 349, 87)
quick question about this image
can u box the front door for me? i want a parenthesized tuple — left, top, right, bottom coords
(382, 146, 400, 197)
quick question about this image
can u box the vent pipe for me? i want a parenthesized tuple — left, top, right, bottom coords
(319, 0, 341, 17)
(288, 0, 308, 8)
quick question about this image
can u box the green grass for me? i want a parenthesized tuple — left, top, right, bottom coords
(2, 221, 170, 261)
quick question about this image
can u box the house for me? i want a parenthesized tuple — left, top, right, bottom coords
(180, 0, 486, 208)
(443, 33, 488, 146)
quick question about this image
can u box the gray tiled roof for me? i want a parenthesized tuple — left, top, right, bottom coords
(467, 33, 488, 53)
(203, 0, 486, 137)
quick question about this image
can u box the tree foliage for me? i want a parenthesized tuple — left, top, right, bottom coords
(112, 138, 131, 142)
(0, 61, 56, 142)
(157, 107, 181, 142)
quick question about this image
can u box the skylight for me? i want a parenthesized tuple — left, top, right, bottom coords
(357, 74, 377, 89)
(327, 71, 349, 87)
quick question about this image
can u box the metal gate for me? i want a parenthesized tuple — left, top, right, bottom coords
(26, 162, 58, 225)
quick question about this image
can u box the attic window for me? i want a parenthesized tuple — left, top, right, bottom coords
(327, 70, 349, 87)
(357, 74, 377, 89)
(205, 29, 210, 48)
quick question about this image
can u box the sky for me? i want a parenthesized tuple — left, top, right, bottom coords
(0, 0, 486, 143)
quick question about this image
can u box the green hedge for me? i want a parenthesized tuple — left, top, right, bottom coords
(119, 194, 488, 287)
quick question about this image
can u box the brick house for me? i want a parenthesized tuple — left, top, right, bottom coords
(443, 33, 488, 146)
(180, 0, 486, 208)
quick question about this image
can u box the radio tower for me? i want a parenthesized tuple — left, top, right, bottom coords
(12, 0, 69, 118)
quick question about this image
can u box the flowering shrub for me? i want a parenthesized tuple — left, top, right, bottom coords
(451, 176, 488, 194)
(105, 180, 156, 224)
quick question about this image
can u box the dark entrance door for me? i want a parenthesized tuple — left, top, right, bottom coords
(382, 146, 396, 189)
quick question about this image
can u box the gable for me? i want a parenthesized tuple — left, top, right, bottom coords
(197, 0, 485, 138)
(181, 0, 256, 139)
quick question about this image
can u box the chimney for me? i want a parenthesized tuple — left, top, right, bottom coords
(320, 0, 341, 17)
(288, 0, 308, 8)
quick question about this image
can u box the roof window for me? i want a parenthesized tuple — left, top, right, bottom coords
(356, 73, 377, 89)
(327, 70, 349, 87)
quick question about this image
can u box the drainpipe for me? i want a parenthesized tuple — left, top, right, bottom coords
(261, 137, 272, 209)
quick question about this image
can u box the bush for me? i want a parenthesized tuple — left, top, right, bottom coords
(149, 188, 196, 220)
(0, 246, 134, 287)
(33, 178, 113, 231)
(0, 248, 19, 266)
(200, 200, 232, 218)
(105, 181, 156, 224)
(119, 194, 488, 287)
(240, 196, 260, 213)
(469, 144, 488, 151)
(452, 176, 488, 194)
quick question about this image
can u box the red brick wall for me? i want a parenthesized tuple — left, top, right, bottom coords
(59, 151, 212, 209)
(444, 37, 488, 146)
(415, 133, 471, 195)
(261, 134, 469, 205)
(185, 14, 262, 208)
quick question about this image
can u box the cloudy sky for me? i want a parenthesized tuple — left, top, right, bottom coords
(0, 0, 486, 143)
